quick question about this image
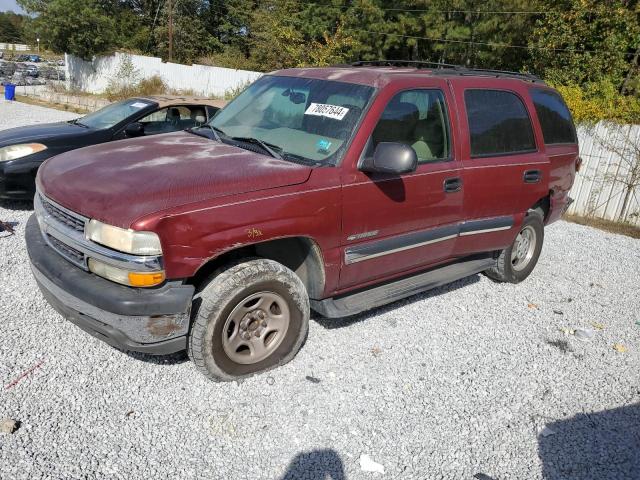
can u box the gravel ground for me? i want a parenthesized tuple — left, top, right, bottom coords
(1, 100, 639, 479)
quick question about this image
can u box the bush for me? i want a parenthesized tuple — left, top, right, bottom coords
(136, 75, 168, 96)
(106, 72, 168, 101)
(555, 80, 640, 125)
(223, 79, 252, 100)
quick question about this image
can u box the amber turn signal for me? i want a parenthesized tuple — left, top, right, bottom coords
(128, 271, 166, 287)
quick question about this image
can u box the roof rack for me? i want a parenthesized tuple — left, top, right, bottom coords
(347, 60, 544, 83)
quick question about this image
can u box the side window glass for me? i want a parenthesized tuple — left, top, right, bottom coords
(138, 106, 206, 135)
(140, 108, 167, 123)
(531, 89, 577, 144)
(184, 105, 207, 127)
(206, 105, 220, 119)
(464, 89, 536, 157)
(369, 89, 451, 163)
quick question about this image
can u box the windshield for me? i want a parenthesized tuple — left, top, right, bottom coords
(211, 75, 375, 165)
(78, 99, 155, 129)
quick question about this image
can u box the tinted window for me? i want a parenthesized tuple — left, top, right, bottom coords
(138, 105, 206, 135)
(369, 89, 451, 163)
(465, 90, 536, 157)
(531, 89, 577, 144)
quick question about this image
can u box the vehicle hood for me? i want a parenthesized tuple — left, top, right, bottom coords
(0, 121, 91, 147)
(38, 131, 313, 228)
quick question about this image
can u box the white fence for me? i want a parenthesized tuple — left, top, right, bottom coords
(64, 52, 262, 98)
(0, 43, 30, 51)
(569, 122, 640, 225)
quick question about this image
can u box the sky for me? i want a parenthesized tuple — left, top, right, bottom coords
(0, 0, 24, 13)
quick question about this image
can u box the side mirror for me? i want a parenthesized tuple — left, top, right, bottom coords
(359, 142, 418, 175)
(125, 122, 145, 138)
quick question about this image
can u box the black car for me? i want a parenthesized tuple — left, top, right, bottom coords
(0, 96, 225, 200)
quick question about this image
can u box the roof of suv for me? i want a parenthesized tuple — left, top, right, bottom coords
(273, 63, 545, 89)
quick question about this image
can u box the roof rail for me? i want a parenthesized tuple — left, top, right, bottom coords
(347, 60, 544, 83)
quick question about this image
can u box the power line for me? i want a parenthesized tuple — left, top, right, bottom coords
(381, 10, 549, 14)
(301, 2, 577, 15)
(356, 29, 639, 57)
(189, 3, 639, 59)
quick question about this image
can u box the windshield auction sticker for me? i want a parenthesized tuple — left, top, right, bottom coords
(130, 102, 150, 109)
(304, 103, 350, 121)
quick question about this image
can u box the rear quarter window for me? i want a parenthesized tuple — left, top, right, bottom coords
(464, 89, 536, 157)
(531, 89, 577, 145)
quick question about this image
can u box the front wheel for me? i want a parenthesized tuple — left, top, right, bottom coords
(188, 259, 310, 382)
(485, 212, 544, 283)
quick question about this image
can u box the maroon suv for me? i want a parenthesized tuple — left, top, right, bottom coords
(26, 63, 579, 381)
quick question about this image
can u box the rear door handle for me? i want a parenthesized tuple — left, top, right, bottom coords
(524, 170, 541, 183)
(443, 177, 462, 193)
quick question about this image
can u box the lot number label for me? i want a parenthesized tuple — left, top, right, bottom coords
(304, 103, 350, 121)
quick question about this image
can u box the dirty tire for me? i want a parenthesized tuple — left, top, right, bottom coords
(188, 259, 310, 382)
(485, 212, 544, 284)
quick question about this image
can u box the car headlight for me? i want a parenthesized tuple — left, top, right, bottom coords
(0, 143, 47, 162)
(85, 219, 162, 255)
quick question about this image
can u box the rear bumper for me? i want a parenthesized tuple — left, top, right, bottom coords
(26, 214, 194, 354)
(546, 191, 574, 225)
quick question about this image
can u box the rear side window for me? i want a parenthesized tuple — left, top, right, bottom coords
(531, 89, 577, 144)
(464, 89, 536, 157)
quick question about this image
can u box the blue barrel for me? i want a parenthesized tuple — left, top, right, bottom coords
(4, 83, 16, 101)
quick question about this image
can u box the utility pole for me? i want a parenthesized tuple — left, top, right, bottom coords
(168, 0, 173, 62)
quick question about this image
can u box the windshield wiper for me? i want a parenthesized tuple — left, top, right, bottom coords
(211, 125, 228, 139)
(281, 152, 323, 167)
(231, 136, 283, 160)
(188, 124, 222, 142)
(69, 118, 89, 128)
(186, 127, 214, 140)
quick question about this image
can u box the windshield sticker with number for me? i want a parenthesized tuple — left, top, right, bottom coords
(130, 102, 150, 109)
(304, 103, 350, 120)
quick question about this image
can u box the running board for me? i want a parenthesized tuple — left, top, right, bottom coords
(311, 255, 495, 318)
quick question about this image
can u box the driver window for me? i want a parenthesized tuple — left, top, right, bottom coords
(369, 89, 451, 163)
(137, 106, 205, 135)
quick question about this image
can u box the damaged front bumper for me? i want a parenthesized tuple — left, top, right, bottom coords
(26, 214, 194, 354)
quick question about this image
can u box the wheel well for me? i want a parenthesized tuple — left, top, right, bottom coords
(529, 193, 551, 220)
(189, 237, 326, 299)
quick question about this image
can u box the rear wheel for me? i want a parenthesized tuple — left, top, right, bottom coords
(485, 212, 544, 283)
(188, 259, 309, 382)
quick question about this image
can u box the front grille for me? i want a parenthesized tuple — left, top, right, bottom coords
(47, 234, 85, 266)
(40, 196, 85, 233)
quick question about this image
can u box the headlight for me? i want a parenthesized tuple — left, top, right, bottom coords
(88, 258, 165, 287)
(86, 219, 162, 255)
(0, 143, 47, 162)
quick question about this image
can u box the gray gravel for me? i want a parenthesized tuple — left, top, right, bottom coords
(1, 100, 639, 479)
(0, 99, 77, 130)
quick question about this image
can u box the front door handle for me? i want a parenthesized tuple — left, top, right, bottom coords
(443, 177, 462, 193)
(524, 170, 542, 183)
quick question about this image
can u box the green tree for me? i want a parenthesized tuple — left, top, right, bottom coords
(529, 0, 640, 88)
(0, 12, 26, 43)
(19, 0, 118, 59)
(154, 0, 223, 63)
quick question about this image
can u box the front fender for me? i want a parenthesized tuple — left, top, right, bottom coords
(147, 188, 342, 281)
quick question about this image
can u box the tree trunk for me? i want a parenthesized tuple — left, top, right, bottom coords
(618, 185, 634, 222)
(621, 45, 640, 94)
